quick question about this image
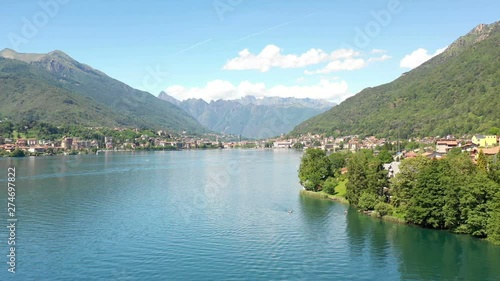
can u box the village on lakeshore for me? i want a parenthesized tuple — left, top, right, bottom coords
(1, 123, 499, 165)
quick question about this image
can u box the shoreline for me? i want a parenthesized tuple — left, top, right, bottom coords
(299, 190, 500, 245)
(0, 147, 303, 159)
(300, 189, 406, 224)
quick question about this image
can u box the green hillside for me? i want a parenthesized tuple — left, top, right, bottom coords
(0, 50, 207, 133)
(290, 22, 500, 138)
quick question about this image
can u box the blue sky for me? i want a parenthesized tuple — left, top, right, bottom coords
(1, 0, 499, 102)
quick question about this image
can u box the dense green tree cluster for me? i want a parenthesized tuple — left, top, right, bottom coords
(298, 148, 350, 194)
(345, 150, 389, 208)
(299, 148, 500, 244)
(391, 153, 500, 244)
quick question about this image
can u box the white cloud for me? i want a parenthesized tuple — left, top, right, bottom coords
(304, 54, 391, 75)
(223, 45, 393, 75)
(400, 47, 447, 69)
(165, 78, 350, 103)
(223, 45, 362, 72)
(305, 58, 366, 75)
(370, 49, 387, 54)
(330, 49, 361, 60)
(368, 54, 392, 63)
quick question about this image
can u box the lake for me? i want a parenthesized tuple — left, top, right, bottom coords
(0, 150, 499, 280)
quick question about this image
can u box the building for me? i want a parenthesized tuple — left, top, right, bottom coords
(405, 151, 418, 158)
(16, 139, 27, 147)
(435, 139, 458, 153)
(423, 151, 444, 159)
(471, 135, 497, 147)
(1, 144, 16, 152)
(104, 136, 113, 149)
(461, 141, 478, 152)
(71, 140, 91, 151)
(273, 141, 292, 148)
(61, 137, 73, 150)
(28, 147, 46, 153)
(27, 139, 38, 146)
(474, 147, 500, 158)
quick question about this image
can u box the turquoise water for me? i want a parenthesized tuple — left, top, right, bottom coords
(0, 150, 499, 280)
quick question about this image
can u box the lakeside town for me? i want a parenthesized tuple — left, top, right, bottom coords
(1, 124, 498, 163)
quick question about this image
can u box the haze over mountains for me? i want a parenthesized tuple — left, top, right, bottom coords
(159, 92, 334, 138)
(0, 48, 207, 133)
(291, 21, 500, 138)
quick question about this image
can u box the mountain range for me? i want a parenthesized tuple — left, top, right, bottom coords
(291, 21, 500, 138)
(158, 93, 334, 138)
(0, 48, 207, 133)
(1, 21, 498, 139)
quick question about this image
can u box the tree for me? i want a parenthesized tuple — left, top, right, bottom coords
(447, 147, 462, 157)
(328, 152, 347, 175)
(375, 202, 394, 217)
(346, 151, 369, 206)
(366, 158, 389, 198)
(378, 149, 393, 164)
(358, 192, 378, 211)
(345, 150, 385, 206)
(405, 159, 447, 228)
(322, 177, 339, 195)
(339, 141, 344, 150)
(477, 149, 487, 172)
(0, 121, 14, 137)
(9, 149, 26, 157)
(298, 148, 331, 192)
(487, 127, 500, 136)
(292, 142, 304, 150)
(487, 189, 500, 245)
(456, 172, 497, 237)
(391, 156, 431, 209)
(488, 160, 500, 184)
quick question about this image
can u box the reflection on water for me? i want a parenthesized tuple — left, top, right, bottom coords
(0, 151, 499, 280)
(345, 206, 500, 281)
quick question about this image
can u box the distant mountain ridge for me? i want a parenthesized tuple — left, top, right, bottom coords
(0, 49, 207, 133)
(159, 92, 335, 138)
(290, 21, 500, 137)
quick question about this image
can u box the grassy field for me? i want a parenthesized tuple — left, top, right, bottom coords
(335, 180, 347, 197)
(300, 179, 349, 204)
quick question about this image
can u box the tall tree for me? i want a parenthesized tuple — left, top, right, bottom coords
(391, 156, 431, 210)
(328, 152, 348, 176)
(477, 149, 488, 172)
(346, 150, 387, 207)
(405, 159, 448, 228)
(346, 151, 370, 206)
(378, 149, 393, 164)
(457, 172, 497, 237)
(298, 148, 331, 192)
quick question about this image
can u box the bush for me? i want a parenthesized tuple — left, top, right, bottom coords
(358, 192, 378, 211)
(322, 177, 339, 195)
(374, 202, 394, 217)
(293, 142, 304, 150)
(9, 149, 26, 157)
